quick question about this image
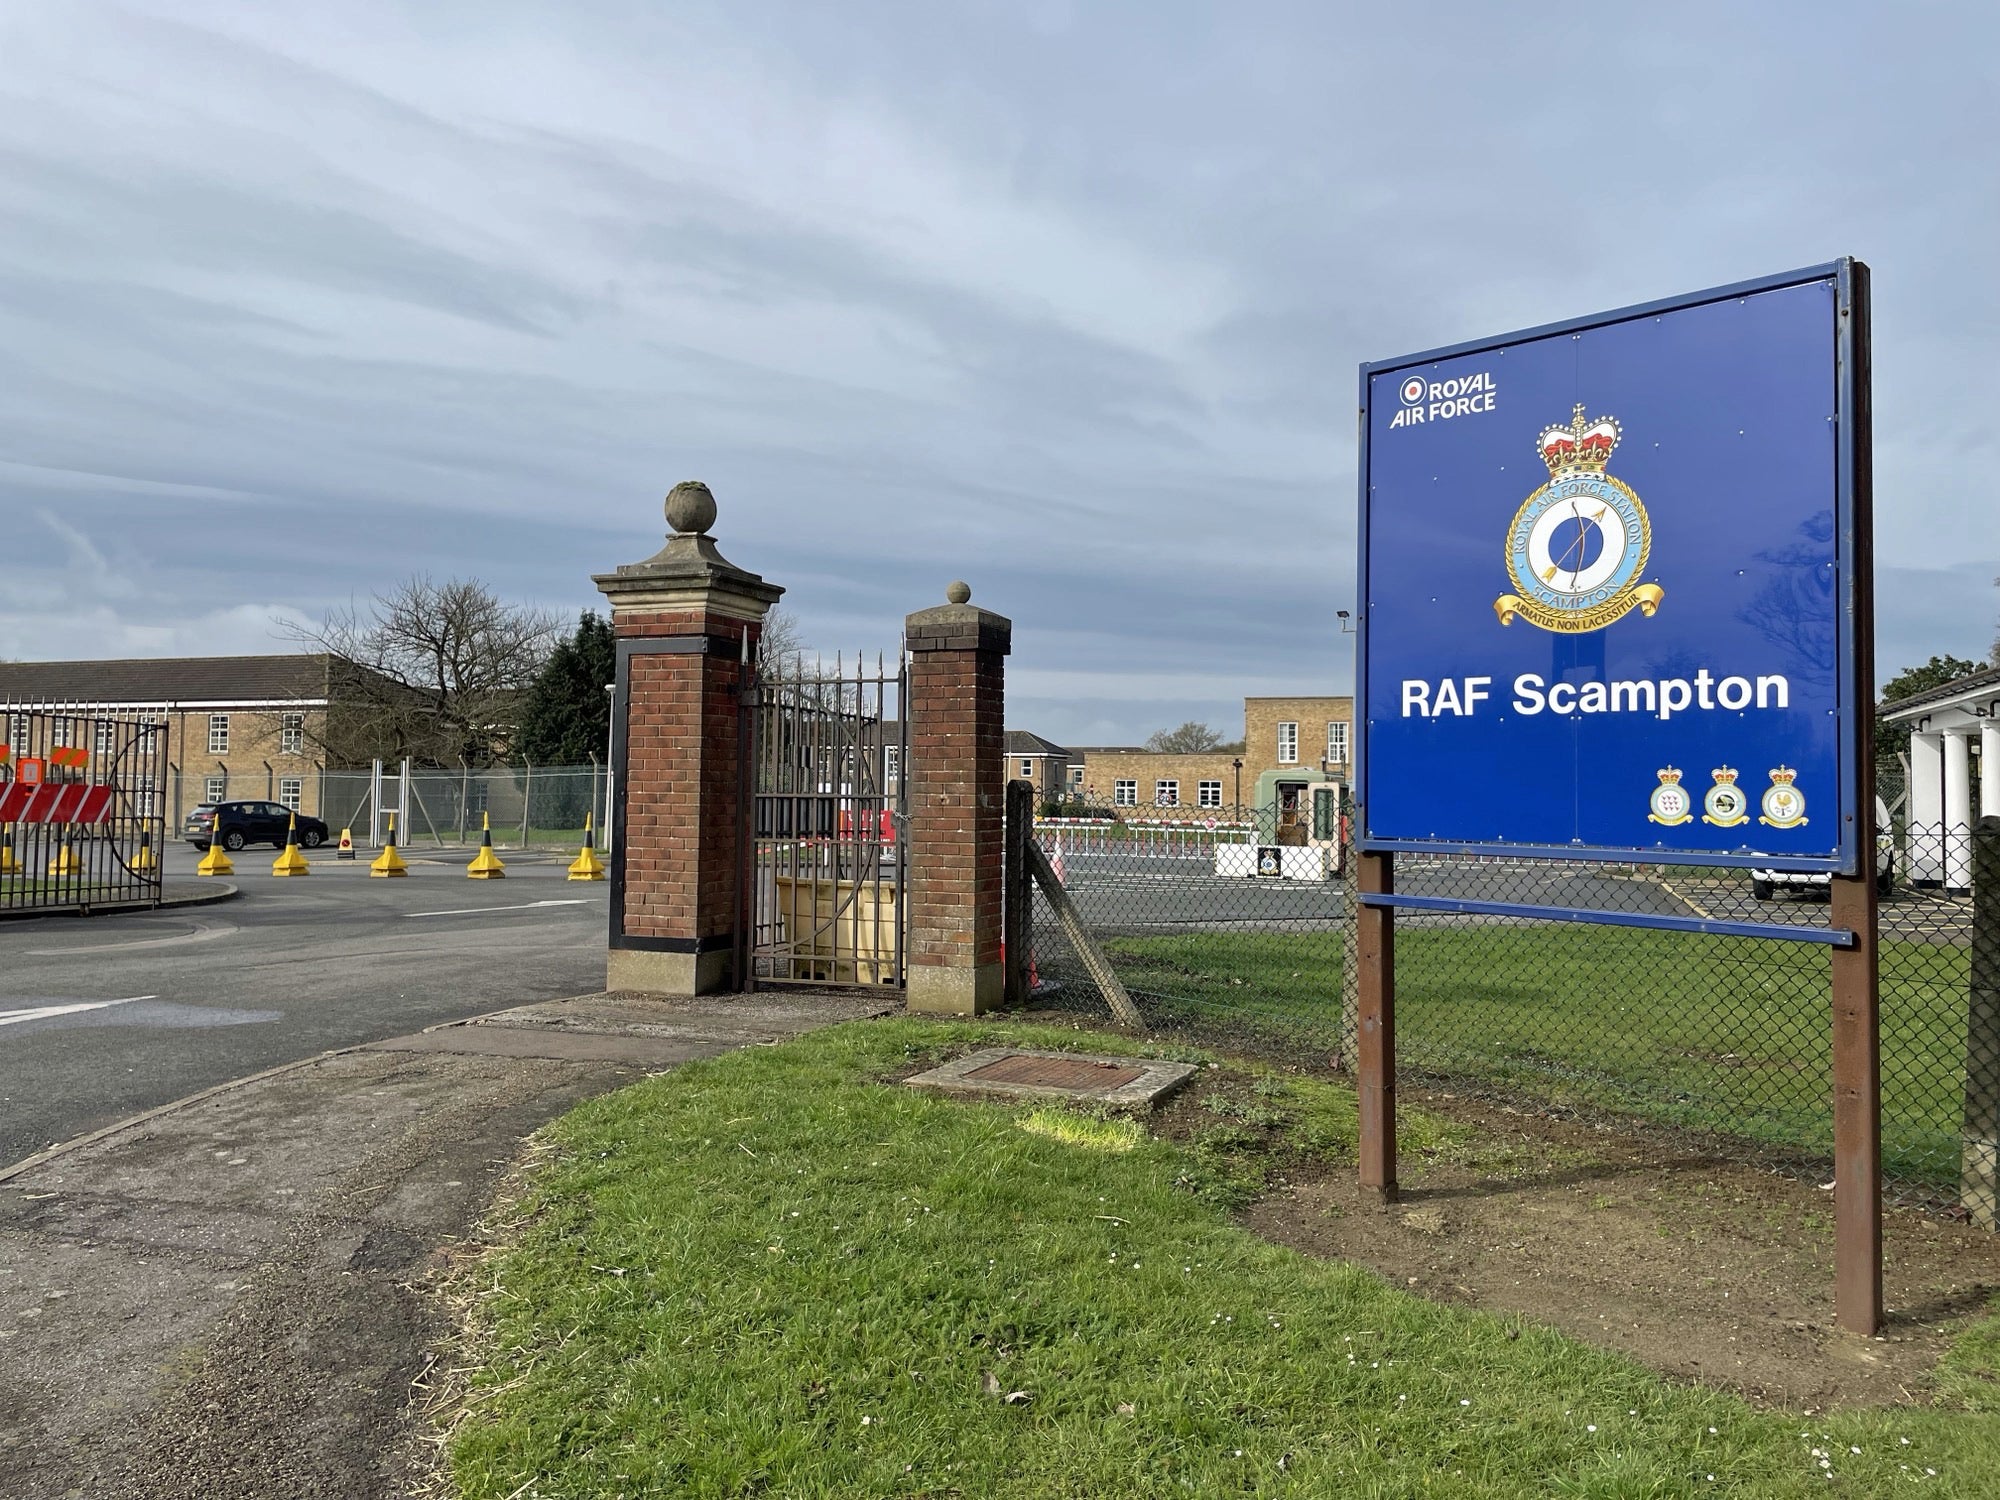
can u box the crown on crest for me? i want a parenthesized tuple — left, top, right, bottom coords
(1538, 404, 1621, 476)
(1656, 767, 1682, 785)
(1711, 767, 1738, 786)
(1769, 766, 1797, 785)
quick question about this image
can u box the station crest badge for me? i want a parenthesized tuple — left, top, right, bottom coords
(1495, 406, 1665, 634)
(1701, 767, 1750, 828)
(1758, 767, 1808, 828)
(1647, 767, 1692, 826)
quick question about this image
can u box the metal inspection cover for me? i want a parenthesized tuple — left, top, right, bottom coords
(906, 1047, 1195, 1109)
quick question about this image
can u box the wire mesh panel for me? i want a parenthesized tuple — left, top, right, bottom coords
(1, 702, 169, 914)
(744, 654, 906, 989)
(1030, 803, 1994, 1221)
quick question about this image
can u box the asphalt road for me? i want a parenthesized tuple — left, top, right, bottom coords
(0, 842, 609, 1167)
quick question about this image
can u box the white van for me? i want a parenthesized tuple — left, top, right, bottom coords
(1750, 797, 1894, 901)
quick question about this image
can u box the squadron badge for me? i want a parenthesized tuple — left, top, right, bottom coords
(1758, 767, 1808, 828)
(1495, 406, 1665, 633)
(1701, 767, 1749, 828)
(1647, 767, 1692, 826)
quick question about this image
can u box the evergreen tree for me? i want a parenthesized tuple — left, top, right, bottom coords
(515, 612, 616, 764)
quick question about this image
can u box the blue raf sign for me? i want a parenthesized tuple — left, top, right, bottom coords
(1356, 263, 1864, 869)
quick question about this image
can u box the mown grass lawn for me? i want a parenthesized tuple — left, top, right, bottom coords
(1106, 928, 1971, 1188)
(447, 1019, 1998, 1498)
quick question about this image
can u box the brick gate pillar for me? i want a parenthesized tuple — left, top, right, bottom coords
(904, 581, 1011, 1015)
(594, 482, 782, 996)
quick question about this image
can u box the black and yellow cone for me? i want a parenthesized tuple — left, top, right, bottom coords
(0, 822, 19, 876)
(467, 812, 506, 879)
(132, 826, 159, 873)
(196, 817, 234, 877)
(272, 813, 311, 876)
(370, 811, 408, 877)
(335, 826, 356, 859)
(567, 811, 606, 881)
(48, 825, 83, 878)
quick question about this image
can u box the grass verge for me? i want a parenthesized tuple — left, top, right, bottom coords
(444, 1019, 1998, 1497)
(1107, 927, 1972, 1188)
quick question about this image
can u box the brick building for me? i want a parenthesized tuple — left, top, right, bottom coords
(0, 654, 388, 823)
(1002, 730, 1070, 800)
(1069, 694, 1353, 830)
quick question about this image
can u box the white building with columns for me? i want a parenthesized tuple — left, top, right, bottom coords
(1881, 664, 2000, 893)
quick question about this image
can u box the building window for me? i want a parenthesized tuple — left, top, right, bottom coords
(205, 776, 227, 803)
(1154, 779, 1179, 807)
(1019, 758, 1035, 779)
(1070, 766, 1084, 788)
(52, 717, 71, 748)
(95, 720, 117, 756)
(208, 714, 231, 755)
(1326, 720, 1349, 765)
(279, 777, 303, 811)
(1198, 780, 1223, 808)
(1277, 721, 1298, 764)
(7, 715, 25, 754)
(883, 745, 901, 787)
(133, 775, 156, 818)
(138, 719, 160, 756)
(281, 713, 306, 755)
(1114, 779, 1137, 807)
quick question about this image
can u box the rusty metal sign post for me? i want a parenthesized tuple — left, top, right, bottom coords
(1354, 262, 1881, 1333)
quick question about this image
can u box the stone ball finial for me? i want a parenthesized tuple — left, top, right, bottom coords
(665, 481, 717, 536)
(945, 580, 971, 605)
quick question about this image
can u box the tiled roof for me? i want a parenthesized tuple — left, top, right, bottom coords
(1878, 663, 2000, 720)
(1004, 729, 1070, 756)
(0, 654, 336, 706)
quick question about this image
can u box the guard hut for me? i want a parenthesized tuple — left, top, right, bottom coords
(1880, 664, 2000, 894)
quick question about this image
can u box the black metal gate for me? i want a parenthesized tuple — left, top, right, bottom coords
(741, 651, 907, 989)
(1, 703, 170, 914)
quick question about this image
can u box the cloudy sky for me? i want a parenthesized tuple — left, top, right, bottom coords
(2, 2, 1995, 744)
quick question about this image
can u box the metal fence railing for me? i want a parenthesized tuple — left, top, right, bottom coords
(2, 703, 169, 915)
(1029, 802, 1996, 1224)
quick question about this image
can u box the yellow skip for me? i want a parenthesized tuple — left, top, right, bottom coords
(466, 811, 506, 879)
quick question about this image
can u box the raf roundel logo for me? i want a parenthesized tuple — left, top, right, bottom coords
(1494, 405, 1666, 634)
(1398, 375, 1426, 406)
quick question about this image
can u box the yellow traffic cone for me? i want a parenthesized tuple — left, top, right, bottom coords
(567, 812, 607, 882)
(132, 826, 160, 873)
(196, 818, 234, 877)
(335, 826, 356, 860)
(466, 812, 506, 878)
(272, 813, 311, 876)
(370, 811, 409, 877)
(0, 823, 18, 876)
(48, 826, 83, 878)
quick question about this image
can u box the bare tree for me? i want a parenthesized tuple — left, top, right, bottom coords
(756, 606, 811, 680)
(285, 576, 563, 766)
(1145, 721, 1226, 753)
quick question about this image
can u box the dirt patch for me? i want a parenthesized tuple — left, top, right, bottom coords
(1246, 1087, 2000, 1411)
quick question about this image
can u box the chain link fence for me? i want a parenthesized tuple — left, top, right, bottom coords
(1028, 802, 1998, 1225)
(153, 763, 607, 849)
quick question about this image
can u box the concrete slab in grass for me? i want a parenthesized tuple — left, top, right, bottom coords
(906, 1047, 1195, 1109)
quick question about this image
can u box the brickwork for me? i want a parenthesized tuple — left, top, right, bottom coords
(594, 484, 783, 996)
(905, 592, 1011, 1015)
(1069, 695, 1354, 813)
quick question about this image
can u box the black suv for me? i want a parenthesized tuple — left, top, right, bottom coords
(184, 801, 330, 852)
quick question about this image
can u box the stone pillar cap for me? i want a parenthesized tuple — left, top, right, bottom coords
(593, 481, 784, 620)
(907, 585, 1011, 654)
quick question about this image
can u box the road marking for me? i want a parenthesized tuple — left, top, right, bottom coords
(26, 921, 237, 957)
(0, 996, 155, 1027)
(405, 899, 592, 919)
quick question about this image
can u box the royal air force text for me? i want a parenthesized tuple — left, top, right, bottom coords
(1389, 373, 1497, 429)
(1400, 672, 1793, 722)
